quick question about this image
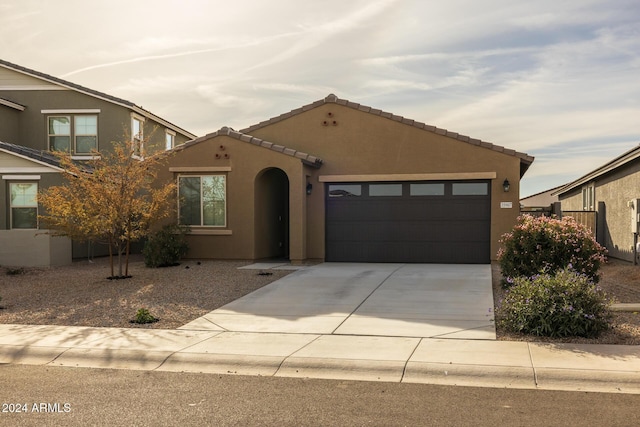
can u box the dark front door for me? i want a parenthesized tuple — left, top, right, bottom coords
(325, 181, 491, 263)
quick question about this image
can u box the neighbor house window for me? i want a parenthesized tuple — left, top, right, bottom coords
(48, 116, 71, 152)
(178, 175, 226, 226)
(10, 182, 38, 229)
(47, 115, 98, 155)
(582, 184, 595, 210)
(165, 130, 175, 150)
(131, 115, 144, 157)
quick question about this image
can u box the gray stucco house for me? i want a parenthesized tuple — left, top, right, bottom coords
(555, 144, 640, 263)
(0, 59, 196, 267)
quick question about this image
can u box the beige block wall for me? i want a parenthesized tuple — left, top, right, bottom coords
(0, 230, 71, 267)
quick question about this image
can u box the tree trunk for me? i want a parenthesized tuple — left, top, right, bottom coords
(108, 239, 114, 278)
(125, 238, 131, 277)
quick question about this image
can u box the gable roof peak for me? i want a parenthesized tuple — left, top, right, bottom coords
(241, 94, 534, 175)
(173, 126, 323, 168)
(324, 94, 338, 102)
(0, 58, 196, 139)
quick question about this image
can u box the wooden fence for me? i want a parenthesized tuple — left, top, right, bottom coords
(561, 211, 597, 237)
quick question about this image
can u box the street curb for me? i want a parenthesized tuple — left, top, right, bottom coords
(276, 357, 406, 382)
(50, 348, 173, 370)
(0, 345, 66, 365)
(402, 362, 537, 389)
(157, 353, 284, 376)
(535, 368, 640, 394)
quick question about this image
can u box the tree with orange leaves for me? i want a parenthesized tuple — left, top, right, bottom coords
(39, 138, 174, 278)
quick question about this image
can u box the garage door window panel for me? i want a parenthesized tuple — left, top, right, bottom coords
(369, 183, 402, 197)
(328, 184, 362, 197)
(410, 183, 445, 196)
(452, 182, 488, 195)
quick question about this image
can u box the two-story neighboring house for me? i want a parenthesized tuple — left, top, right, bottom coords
(0, 59, 197, 267)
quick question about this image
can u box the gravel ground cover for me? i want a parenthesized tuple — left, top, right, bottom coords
(1, 255, 639, 345)
(0, 255, 291, 329)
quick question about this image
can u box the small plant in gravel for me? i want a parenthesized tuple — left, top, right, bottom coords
(6, 267, 26, 276)
(132, 308, 158, 324)
(143, 224, 189, 268)
(497, 268, 612, 338)
(498, 215, 607, 284)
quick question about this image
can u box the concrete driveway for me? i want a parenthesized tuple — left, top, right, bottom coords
(181, 263, 496, 340)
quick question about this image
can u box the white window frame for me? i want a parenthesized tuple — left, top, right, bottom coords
(582, 183, 595, 211)
(73, 115, 98, 154)
(165, 130, 176, 150)
(47, 115, 71, 153)
(46, 113, 98, 156)
(177, 175, 227, 228)
(131, 113, 145, 158)
(9, 181, 39, 229)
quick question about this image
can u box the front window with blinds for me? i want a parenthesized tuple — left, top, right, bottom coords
(10, 182, 38, 229)
(178, 175, 226, 227)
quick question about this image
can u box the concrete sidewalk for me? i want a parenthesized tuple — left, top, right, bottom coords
(1, 263, 638, 394)
(0, 323, 639, 394)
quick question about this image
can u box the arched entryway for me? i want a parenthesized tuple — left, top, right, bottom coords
(254, 168, 289, 260)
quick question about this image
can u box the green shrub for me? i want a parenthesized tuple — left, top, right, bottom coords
(498, 215, 606, 284)
(143, 224, 189, 268)
(498, 268, 612, 338)
(133, 308, 158, 324)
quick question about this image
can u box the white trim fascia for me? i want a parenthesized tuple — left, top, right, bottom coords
(0, 166, 60, 173)
(0, 64, 196, 140)
(41, 109, 101, 114)
(2, 174, 41, 180)
(131, 111, 146, 122)
(0, 85, 67, 91)
(169, 166, 231, 172)
(130, 105, 197, 140)
(0, 148, 64, 172)
(319, 172, 497, 182)
(0, 99, 26, 111)
(71, 155, 100, 161)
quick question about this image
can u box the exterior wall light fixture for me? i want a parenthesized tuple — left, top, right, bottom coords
(306, 183, 313, 195)
(503, 179, 510, 192)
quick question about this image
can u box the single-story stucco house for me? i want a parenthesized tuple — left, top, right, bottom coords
(156, 94, 534, 265)
(555, 144, 640, 263)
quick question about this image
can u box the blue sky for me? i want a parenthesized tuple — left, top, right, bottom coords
(1, 0, 639, 197)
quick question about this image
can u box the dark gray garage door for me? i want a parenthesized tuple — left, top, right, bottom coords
(325, 181, 491, 264)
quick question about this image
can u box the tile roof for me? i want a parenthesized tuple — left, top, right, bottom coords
(0, 141, 62, 169)
(172, 126, 324, 168)
(554, 144, 640, 196)
(241, 94, 534, 175)
(0, 59, 197, 139)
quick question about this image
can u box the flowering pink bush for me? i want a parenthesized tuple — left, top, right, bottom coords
(498, 215, 607, 284)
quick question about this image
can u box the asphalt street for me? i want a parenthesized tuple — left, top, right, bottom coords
(1, 365, 639, 427)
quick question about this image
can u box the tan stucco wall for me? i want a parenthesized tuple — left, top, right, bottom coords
(158, 102, 526, 263)
(157, 134, 309, 261)
(248, 103, 523, 261)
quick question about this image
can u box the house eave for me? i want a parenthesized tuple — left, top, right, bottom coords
(553, 144, 640, 197)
